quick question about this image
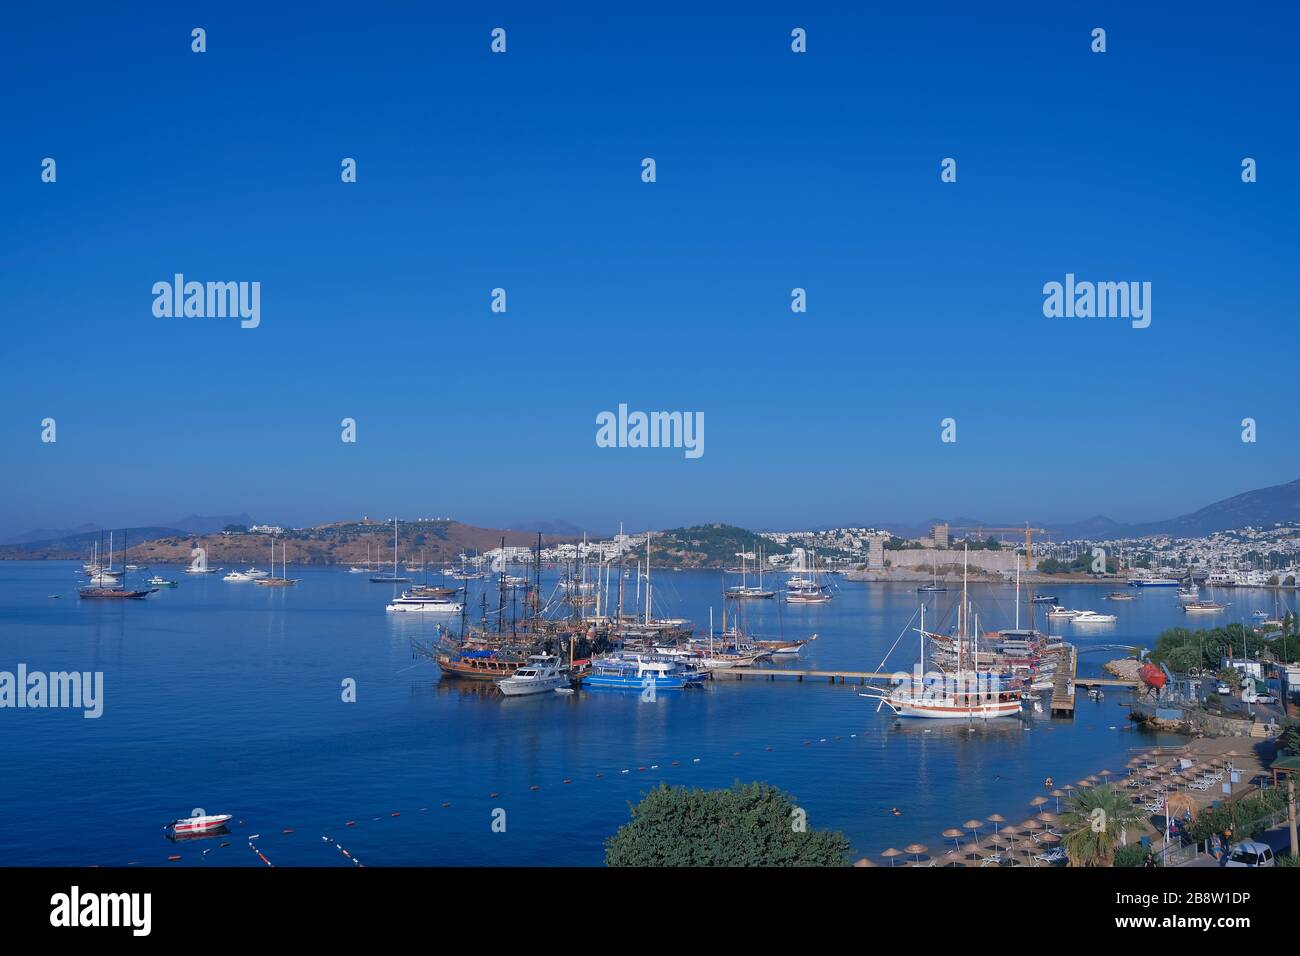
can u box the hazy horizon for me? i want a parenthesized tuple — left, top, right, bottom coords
(5, 5, 1297, 543)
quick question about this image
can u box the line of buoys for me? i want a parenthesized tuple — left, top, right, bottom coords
(247, 835, 274, 867)
(115, 721, 890, 867)
(322, 836, 363, 867)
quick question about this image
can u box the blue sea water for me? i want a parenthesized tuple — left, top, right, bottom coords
(4, 563, 1281, 867)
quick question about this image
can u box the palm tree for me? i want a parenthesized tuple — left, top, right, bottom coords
(1059, 785, 1145, 867)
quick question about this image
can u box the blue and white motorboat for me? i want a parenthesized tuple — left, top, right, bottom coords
(582, 654, 705, 690)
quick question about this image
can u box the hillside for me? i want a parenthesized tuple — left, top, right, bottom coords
(648, 524, 793, 568)
(0, 519, 575, 565)
(1123, 477, 1300, 538)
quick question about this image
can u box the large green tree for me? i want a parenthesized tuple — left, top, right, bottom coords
(1059, 785, 1144, 867)
(605, 781, 849, 867)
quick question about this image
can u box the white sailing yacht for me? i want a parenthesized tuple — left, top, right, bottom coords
(370, 519, 411, 583)
(786, 550, 831, 604)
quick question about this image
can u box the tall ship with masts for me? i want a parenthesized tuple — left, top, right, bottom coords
(79, 531, 157, 600)
(861, 547, 1023, 719)
(785, 549, 832, 604)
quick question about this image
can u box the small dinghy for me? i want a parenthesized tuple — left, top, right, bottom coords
(167, 813, 233, 837)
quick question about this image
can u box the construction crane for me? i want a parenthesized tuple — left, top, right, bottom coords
(948, 523, 1048, 564)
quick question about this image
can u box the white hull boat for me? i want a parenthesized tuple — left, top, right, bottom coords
(499, 655, 569, 696)
(386, 595, 464, 613)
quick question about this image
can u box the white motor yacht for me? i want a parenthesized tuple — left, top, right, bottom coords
(499, 655, 570, 696)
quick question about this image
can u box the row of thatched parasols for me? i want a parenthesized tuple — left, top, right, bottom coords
(857, 764, 1141, 867)
(1122, 751, 1240, 806)
(858, 751, 1245, 866)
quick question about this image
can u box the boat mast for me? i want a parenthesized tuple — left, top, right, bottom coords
(919, 600, 926, 675)
(616, 522, 625, 628)
(497, 535, 506, 635)
(1015, 554, 1020, 630)
(960, 544, 968, 672)
(644, 532, 652, 626)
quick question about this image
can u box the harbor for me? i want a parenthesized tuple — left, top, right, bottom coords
(5, 555, 1255, 868)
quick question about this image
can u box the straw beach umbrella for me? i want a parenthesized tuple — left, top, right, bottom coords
(1098, 769, 1114, 783)
(942, 828, 965, 853)
(881, 847, 903, 867)
(986, 812, 1006, 836)
(962, 819, 984, 844)
(904, 843, 929, 865)
(1050, 790, 1066, 812)
(1021, 818, 1044, 847)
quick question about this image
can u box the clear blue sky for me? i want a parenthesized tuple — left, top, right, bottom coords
(2, 2, 1296, 539)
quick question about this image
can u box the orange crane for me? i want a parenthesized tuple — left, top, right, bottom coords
(948, 523, 1048, 565)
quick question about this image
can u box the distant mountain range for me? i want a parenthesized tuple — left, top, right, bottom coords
(1120, 477, 1300, 538)
(875, 477, 1300, 541)
(4, 477, 1297, 556)
(2, 514, 256, 548)
(507, 519, 592, 538)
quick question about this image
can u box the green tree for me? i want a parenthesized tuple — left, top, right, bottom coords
(1058, 785, 1144, 867)
(1217, 668, 1242, 692)
(605, 781, 849, 867)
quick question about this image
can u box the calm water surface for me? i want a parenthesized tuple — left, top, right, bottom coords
(6, 563, 1285, 866)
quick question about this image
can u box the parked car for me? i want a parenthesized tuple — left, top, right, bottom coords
(1252, 693, 1278, 705)
(1220, 841, 1275, 867)
(1215, 682, 1232, 695)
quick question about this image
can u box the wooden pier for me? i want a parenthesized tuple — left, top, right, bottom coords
(707, 668, 1139, 691)
(709, 668, 889, 684)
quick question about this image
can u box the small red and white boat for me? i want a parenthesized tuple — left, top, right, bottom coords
(168, 813, 233, 836)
